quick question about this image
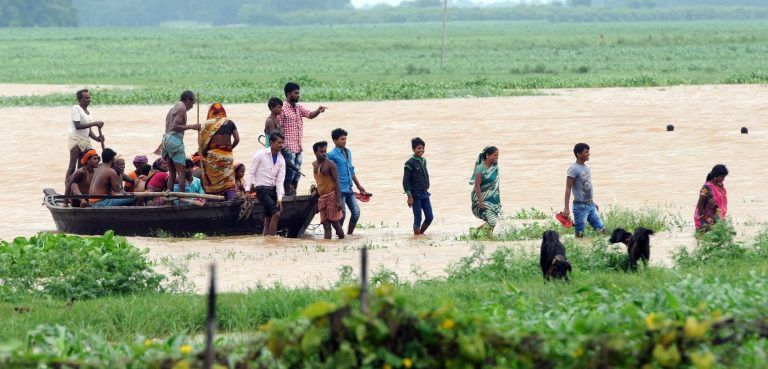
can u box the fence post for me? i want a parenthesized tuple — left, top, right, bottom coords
(360, 246, 369, 314)
(204, 263, 216, 369)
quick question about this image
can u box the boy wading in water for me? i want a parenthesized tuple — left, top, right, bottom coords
(403, 137, 433, 235)
(327, 128, 368, 236)
(563, 143, 606, 238)
(312, 141, 344, 239)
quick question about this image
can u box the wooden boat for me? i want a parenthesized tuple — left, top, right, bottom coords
(42, 188, 318, 237)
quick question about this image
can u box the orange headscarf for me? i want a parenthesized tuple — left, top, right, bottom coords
(80, 149, 98, 165)
(207, 103, 227, 120)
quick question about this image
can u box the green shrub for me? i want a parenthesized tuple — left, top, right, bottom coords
(0, 232, 165, 300)
(673, 221, 748, 268)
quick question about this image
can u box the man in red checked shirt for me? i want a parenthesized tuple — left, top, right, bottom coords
(279, 82, 327, 196)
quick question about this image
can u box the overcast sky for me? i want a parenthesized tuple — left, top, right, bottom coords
(350, 0, 522, 7)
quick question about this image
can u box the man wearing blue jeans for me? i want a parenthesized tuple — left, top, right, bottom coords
(327, 128, 368, 235)
(563, 143, 605, 237)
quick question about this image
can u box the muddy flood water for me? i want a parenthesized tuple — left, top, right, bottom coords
(1, 84, 766, 292)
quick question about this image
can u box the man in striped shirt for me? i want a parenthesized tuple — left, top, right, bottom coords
(279, 82, 327, 196)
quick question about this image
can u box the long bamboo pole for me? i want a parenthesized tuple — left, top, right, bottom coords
(54, 192, 225, 201)
(196, 92, 206, 190)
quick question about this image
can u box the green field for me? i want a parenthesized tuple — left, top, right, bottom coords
(1, 20, 767, 106)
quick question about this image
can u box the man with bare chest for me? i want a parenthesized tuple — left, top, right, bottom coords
(89, 148, 135, 207)
(66, 149, 100, 207)
(312, 141, 344, 239)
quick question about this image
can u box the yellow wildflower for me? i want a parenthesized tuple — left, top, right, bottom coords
(383, 364, 392, 369)
(652, 344, 681, 368)
(697, 302, 707, 312)
(441, 319, 455, 330)
(180, 344, 192, 354)
(645, 313, 660, 330)
(690, 351, 715, 369)
(711, 310, 722, 320)
(403, 358, 413, 368)
(571, 347, 584, 358)
(144, 338, 153, 347)
(683, 317, 710, 340)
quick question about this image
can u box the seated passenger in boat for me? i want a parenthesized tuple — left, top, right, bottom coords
(133, 164, 152, 192)
(173, 159, 206, 205)
(191, 151, 203, 179)
(115, 156, 128, 191)
(146, 158, 170, 192)
(89, 148, 135, 207)
(124, 155, 149, 192)
(234, 162, 246, 197)
(66, 148, 100, 207)
(199, 102, 240, 200)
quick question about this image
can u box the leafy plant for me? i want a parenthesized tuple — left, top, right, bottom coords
(0, 232, 165, 300)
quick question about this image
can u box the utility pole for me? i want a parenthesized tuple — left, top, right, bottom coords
(440, 0, 448, 68)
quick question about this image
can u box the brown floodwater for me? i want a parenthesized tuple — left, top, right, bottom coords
(1, 84, 766, 292)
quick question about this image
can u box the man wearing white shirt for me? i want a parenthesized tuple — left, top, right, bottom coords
(246, 132, 287, 236)
(66, 89, 105, 193)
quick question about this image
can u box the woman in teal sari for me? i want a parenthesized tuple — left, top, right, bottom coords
(470, 146, 501, 236)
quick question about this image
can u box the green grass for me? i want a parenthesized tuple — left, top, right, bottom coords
(0, 20, 767, 105)
(1, 223, 768, 367)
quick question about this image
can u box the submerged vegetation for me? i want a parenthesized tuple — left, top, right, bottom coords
(464, 205, 685, 241)
(1, 211, 767, 367)
(0, 21, 767, 105)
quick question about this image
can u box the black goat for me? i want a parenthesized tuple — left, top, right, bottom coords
(540, 230, 572, 281)
(609, 227, 655, 270)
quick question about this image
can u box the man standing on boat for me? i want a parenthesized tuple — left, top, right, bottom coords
(245, 132, 287, 236)
(279, 82, 327, 196)
(66, 89, 104, 191)
(162, 91, 200, 194)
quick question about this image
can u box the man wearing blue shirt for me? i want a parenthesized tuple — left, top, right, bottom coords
(327, 128, 368, 235)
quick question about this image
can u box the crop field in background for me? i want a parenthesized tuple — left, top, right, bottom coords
(0, 20, 767, 105)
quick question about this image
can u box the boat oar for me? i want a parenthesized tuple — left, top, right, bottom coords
(197, 92, 206, 189)
(133, 192, 224, 200)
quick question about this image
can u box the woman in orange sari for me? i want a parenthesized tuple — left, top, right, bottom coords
(199, 103, 240, 200)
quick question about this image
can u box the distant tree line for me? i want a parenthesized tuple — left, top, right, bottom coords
(0, 0, 77, 27)
(240, 5, 768, 26)
(71, 0, 351, 27)
(1, 0, 767, 27)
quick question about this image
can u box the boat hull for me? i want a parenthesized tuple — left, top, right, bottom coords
(43, 189, 318, 237)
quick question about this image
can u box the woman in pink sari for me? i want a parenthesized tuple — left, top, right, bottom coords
(694, 164, 728, 232)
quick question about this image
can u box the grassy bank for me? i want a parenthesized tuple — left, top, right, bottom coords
(1, 21, 767, 106)
(2, 219, 767, 367)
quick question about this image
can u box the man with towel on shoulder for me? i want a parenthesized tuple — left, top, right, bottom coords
(312, 141, 344, 239)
